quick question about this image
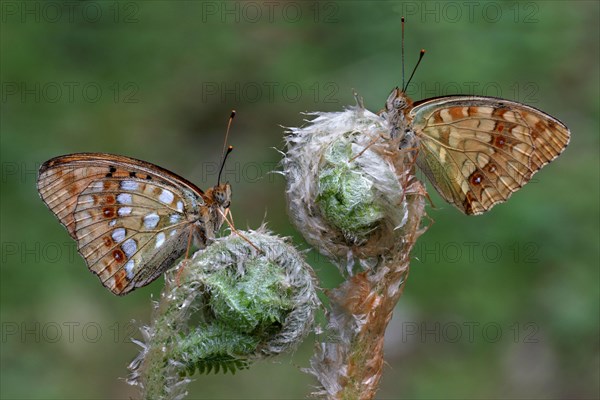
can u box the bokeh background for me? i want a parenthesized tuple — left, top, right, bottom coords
(1, 1, 598, 399)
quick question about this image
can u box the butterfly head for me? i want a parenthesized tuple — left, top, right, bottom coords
(385, 87, 413, 113)
(381, 88, 414, 140)
(209, 183, 232, 209)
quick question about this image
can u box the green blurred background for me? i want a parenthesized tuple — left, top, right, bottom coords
(1, 1, 598, 399)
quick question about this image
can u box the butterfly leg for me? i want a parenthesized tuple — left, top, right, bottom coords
(423, 190, 436, 210)
(217, 208, 262, 253)
(349, 134, 385, 163)
(224, 207, 235, 227)
(394, 145, 421, 206)
(175, 224, 195, 285)
(398, 147, 437, 211)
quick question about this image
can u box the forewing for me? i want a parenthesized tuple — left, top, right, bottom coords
(37, 153, 206, 294)
(409, 96, 570, 215)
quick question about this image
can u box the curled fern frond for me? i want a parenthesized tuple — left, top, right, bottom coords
(174, 323, 256, 376)
(282, 101, 419, 269)
(128, 228, 319, 400)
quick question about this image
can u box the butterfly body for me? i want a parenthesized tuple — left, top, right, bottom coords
(380, 88, 570, 215)
(37, 153, 231, 295)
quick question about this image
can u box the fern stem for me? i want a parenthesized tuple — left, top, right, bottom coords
(312, 193, 425, 399)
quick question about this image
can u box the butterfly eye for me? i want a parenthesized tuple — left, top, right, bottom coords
(393, 98, 405, 109)
(213, 189, 227, 206)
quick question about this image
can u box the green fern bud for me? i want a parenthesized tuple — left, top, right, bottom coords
(316, 136, 384, 242)
(283, 98, 416, 265)
(128, 229, 319, 400)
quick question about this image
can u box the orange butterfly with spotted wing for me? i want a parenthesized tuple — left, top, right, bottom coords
(37, 113, 236, 295)
(379, 24, 570, 215)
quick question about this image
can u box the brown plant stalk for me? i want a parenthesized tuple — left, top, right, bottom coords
(312, 191, 425, 399)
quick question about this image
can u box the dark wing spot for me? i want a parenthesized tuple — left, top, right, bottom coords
(109, 166, 117, 173)
(112, 249, 125, 262)
(464, 191, 478, 215)
(486, 163, 497, 173)
(114, 269, 128, 292)
(106, 173, 113, 178)
(470, 172, 484, 185)
(493, 135, 507, 148)
(129, 171, 137, 177)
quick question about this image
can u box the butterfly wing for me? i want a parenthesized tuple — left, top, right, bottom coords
(408, 96, 570, 215)
(37, 153, 207, 295)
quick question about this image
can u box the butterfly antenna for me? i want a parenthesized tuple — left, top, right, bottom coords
(401, 16, 405, 91)
(217, 145, 233, 185)
(403, 49, 425, 92)
(217, 110, 236, 185)
(221, 110, 235, 160)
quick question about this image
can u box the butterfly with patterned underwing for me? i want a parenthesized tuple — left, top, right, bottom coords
(377, 18, 570, 215)
(37, 111, 237, 295)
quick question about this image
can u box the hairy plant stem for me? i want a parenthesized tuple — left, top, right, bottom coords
(311, 176, 426, 399)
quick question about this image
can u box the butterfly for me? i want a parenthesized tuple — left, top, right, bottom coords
(378, 50, 570, 215)
(37, 153, 232, 295)
(37, 115, 236, 295)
